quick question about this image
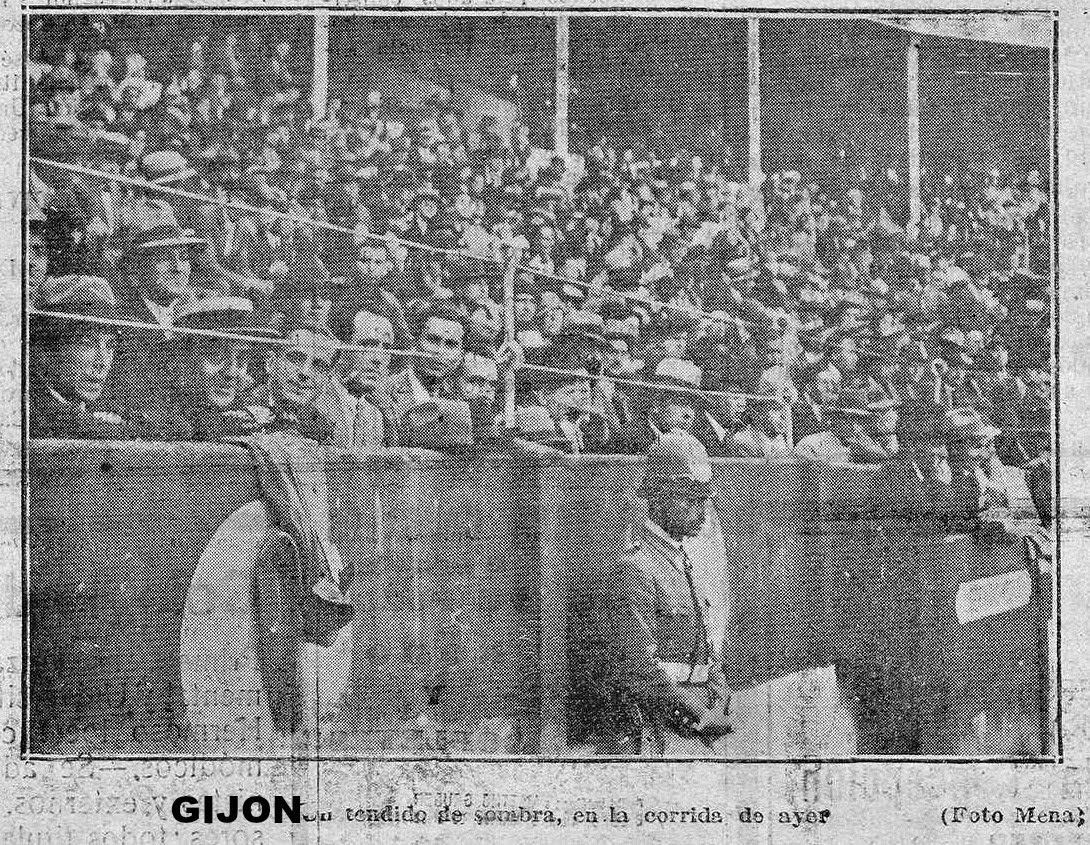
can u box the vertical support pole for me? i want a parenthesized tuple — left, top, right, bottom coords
(907, 34, 921, 242)
(555, 14, 570, 157)
(311, 10, 330, 121)
(747, 18, 762, 188)
(502, 246, 524, 430)
(780, 321, 795, 450)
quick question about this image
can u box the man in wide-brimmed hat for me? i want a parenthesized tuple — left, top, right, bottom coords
(139, 295, 267, 441)
(29, 274, 138, 440)
(629, 356, 705, 454)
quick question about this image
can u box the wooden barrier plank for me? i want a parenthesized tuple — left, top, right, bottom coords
(26, 441, 1050, 758)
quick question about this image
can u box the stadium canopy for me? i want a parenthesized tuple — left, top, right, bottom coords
(874, 15, 1052, 48)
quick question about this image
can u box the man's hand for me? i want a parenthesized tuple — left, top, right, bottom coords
(495, 340, 524, 373)
(656, 684, 732, 739)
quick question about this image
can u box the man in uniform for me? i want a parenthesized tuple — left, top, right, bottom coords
(570, 430, 732, 755)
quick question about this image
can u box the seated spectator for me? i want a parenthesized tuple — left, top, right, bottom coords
(252, 322, 338, 443)
(28, 274, 138, 440)
(380, 300, 467, 435)
(727, 392, 792, 458)
(110, 217, 207, 328)
(456, 351, 500, 441)
(107, 218, 208, 418)
(144, 296, 264, 440)
(795, 388, 896, 464)
(330, 310, 394, 451)
(514, 336, 596, 454)
(630, 356, 704, 454)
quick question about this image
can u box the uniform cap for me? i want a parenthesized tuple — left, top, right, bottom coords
(638, 429, 713, 499)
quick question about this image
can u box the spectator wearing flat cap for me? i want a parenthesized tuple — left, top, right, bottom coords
(29, 274, 139, 440)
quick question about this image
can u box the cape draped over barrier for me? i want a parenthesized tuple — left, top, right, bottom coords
(26, 439, 1049, 757)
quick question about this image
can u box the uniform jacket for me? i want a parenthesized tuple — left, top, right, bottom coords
(570, 517, 730, 751)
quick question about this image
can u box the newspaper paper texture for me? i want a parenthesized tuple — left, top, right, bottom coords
(8, 2, 1085, 843)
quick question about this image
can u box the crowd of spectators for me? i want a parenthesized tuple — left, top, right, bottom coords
(27, 23, 1053, 525)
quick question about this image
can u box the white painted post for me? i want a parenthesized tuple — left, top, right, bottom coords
(555, 14, 570, 157)
(311, 11, 330, 121)
(747, 18, 762, 188)
(907, 34, 922, 242)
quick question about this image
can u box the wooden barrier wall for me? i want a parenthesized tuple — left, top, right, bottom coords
(26, 440, 1050, 758)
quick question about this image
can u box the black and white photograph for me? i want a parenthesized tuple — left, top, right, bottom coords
(22, 8, 1056, 766)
